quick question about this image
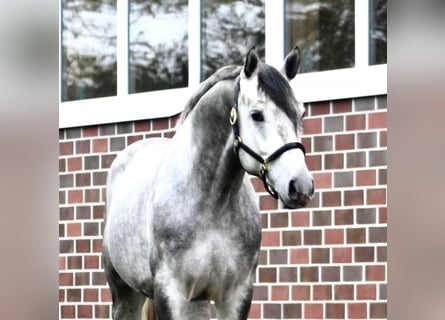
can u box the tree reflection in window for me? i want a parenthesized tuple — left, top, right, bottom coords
(129, 0, 188, 93)
(285, 0, 355, 73)
(370, 0, 387, 65)
(61, 0, 117, 102)
(201, 0, 265, 81)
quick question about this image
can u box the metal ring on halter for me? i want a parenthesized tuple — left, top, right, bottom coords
(229, 107, 237, 126)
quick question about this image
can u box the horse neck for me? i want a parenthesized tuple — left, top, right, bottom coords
(175, 79, 244, 205)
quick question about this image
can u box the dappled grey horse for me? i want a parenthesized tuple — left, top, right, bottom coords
(103, 46, 314, 320)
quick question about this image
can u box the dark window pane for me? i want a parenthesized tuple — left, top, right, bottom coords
(129, 0, 188, 93)
(369, 0, 387, 65)
(285, 0, 355, 73)
(61, 0, 117, 102)
(201, 0, 265, 81)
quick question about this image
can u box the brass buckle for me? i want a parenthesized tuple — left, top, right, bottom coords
(229, 107, 237, 126)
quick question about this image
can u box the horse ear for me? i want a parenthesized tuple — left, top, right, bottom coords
(281, 45, 301, 81)
(243, 46, 259, 78)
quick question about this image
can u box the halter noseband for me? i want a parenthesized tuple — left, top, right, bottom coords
(230, 82, 306, 199)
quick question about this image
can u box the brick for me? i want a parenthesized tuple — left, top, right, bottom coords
(259, 268, 276, 282)
(356, 169, 376, 186)
(326, 303, 345, 319)
(304, 117, 322, 135)
(324, 116, 344, 133)
(334, 209, 353, 225)
(78, 305, 93, 318)
(76, 206, 91, 219)
(59, 272, 73, 286)
(92, 271, 107, 285)
(335, 133, 354, 150)
(306, 192, 320, 208)
(61, 305, 75, 318)
(378, 168, 387, 185)
(334, 171, 353, 188)
(95, 305, 110, 319)
(85, 188, 100, 202)
(76, 239, 91, 253)
(85, 155, 99, 170)
(272, 285, 289, 300)
(366, 265, 386, 281)
(60, 240, 74, 254)
(253, 286, 268, 300)
(311, 248, 330, 263)
(343, 266, 362, 281)
(82, 126, 98, 137)
(84, 222, 99, 236)
(303, 230, 322, 245)
(312, 210, 331, 226)
(322, 191, 341, 207)
(300, 266, 319, 282)
(283, 303, 302, 319)
(76, 140, 90, 154)
(270, 212, 288, 228)
(304, 303, 323, 319)
(84, 255, 100, 269)
(370, 227, 387, 243)
(380, 130, 387, 147)
(110, 137, 125, 151)
(59, 191, 66, 205)
(347, 228, 366, 244)
(60, 207, 74, 220)
(263, 304, 281, 319)
(60, 174, 73, 188)
(357, 132, 377, 149)
(367, 188, 386, 205)
(379, 207, 387, 223)
(344, 189, 364, 206)
(334, 285, 354, 300)
(333, 99, 352, 113)
(93, 205, 105, 220)
(135, 120, 150, 132)
(67, 222, 81, 237)
(269, 249, 287, 264)
(357, 284, 377, 300)
(59, 224, 65, 237)
(84, 288, 98, 302)
(324, 229, 344, 244)
(101, 288, 112, 302)
(93, 171, 107, 186)
(282, 230, 301, 246)
(348, 303, 367, 319)
(370, 303, 387, 318)
(261, 214, 268, 229)
(260, 195, 278, 210)
(92, 239, 103, 252)
(261, 231, 280, 247)
(314, 135, 333, 152)
(332, 247, 352, 263)
(279, 267, 298, 282)
(128, 135, 143, 145)
(306, 154, 322, 171)
(301, 137, 312, 154)
(355, 247, 374, 262)
(68, 190, 84, 204)
(67, 156, 82, 171)
(117, 122, 133, 134)
(313, 172, 332, 189)
(377, 95, 387, 109)
(259, 250, 268, 265)
(66, 127, 81, 139)
(324, 153, 344, 170)
(321, 266, 340, 282)
(67, 288, 81, 302)
(59, 288, 65, 302)
(377, 246, 387, 262)
(354, 96, 375, 111)
(93, 138, 108, 153)
(99, 124, 115, 136)
(292, 285, 310, 300)
(290, 248, 309, 264)
(369, 150, 387, 166)
(59, 158, 66, 172)
(60, 141, 73, 156)
(67, 255, 82, 269)
(153, 118, 169, 131)
(346, 114, 366, 131)
(346, 151, 366, 168)
(291, 211, 310, 227)
(75, 172, 90, 187)
(356, 208, 376, 224)
(368, 111, 387, 129)
(248, 303, 261, 319)
(379, 284, 387, 300)
(313, 284, 332, 300)
(310, 101, 330, 116)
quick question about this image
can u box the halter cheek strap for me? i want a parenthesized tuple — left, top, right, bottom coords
(230, 104, 306, 199)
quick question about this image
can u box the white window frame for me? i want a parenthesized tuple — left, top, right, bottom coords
(59, 0, 386, 129)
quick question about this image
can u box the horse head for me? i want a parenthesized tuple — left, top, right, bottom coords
(231, 46, 314, 209)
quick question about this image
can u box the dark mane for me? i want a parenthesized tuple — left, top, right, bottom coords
(178, 65, 242, 124)
(257, 63, 301, 130)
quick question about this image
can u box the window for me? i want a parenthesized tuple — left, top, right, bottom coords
(59, 0, 387, 128)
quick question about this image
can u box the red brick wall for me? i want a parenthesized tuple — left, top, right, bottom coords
(59, 95, 387, 319)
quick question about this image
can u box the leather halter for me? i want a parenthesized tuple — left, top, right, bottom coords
(230, 81, 306, 199)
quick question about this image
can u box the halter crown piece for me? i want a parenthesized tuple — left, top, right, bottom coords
(230, 81, 306, 199)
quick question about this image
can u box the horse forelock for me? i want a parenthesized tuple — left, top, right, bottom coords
(257, 63, 302, 131)
(178, 65, 242, 125)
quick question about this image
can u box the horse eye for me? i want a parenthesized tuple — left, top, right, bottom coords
(251, 110, 265, 122)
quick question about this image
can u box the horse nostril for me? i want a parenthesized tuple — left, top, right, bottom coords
(289, 179, 297, 198)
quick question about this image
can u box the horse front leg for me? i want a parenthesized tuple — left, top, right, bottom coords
(214, 284, 254, 320)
